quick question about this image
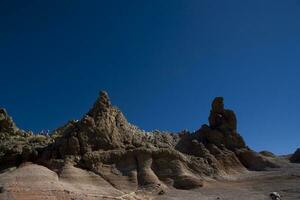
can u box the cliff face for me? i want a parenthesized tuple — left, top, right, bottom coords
(0, 92, 279, 191)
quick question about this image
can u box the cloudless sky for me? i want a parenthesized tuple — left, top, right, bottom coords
(1, 0, 300, 155)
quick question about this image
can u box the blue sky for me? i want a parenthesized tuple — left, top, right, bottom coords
(0, 0, 300, 154)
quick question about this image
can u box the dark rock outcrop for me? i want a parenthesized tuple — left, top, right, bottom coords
(204, 97, 245, 150)
(208, 97, 237, 133)
(290, 148, 300, 163)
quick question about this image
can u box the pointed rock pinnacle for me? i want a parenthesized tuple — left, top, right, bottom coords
(98, 91, 111, 108)
(87, 91, 112, 118)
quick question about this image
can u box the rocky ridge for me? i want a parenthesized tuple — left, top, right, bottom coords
(0, 92, 282, 193)
(0, 109, 52, 171)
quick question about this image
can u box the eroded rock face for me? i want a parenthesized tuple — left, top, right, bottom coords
(45, 91, 150, 159)
(236, 149, 279, 171)
(39, 93, 249, 191)
(198, 97, 245, 150)
(0, 108, 18, 133)
(208, 97, 237, 133)
(0, 109, 52, 170)
(290, 148, 300, 163)
(0, 92, 280, 192)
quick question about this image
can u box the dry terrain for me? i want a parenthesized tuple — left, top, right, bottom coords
(1, 92, 300, 200)
(0, 160, 299, 200)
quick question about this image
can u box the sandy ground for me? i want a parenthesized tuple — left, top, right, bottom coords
(0, 161, 299, 200)
(158, 162, 300, 200)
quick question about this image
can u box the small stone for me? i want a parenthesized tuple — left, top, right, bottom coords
(158, 190, 165, 195)
(270, 192, 281, 200)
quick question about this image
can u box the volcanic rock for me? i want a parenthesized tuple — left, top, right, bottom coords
(290, 148, 300, 163)
(0, 92, 282, 197)
(0, 108, 18, 134)
(0, 109, 52, 170)
(208, 97, 237, 133)
(236, 149, 279, 171)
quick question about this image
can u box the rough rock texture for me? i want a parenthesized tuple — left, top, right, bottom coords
(0, 92, 281, 196)
(290, 148, 300, 163)
(236, 149, 279, 171)
(0, 109, 52, 171)
(0, 162, 131, 200)
(208, 97, 237, 133)
(0, 108, 18, 133)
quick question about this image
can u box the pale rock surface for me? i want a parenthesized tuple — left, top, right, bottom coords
(1, 92, 298, 200)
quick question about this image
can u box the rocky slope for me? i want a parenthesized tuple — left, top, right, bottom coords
(0, 109, 52, 171)
(0, 91, 289, 199)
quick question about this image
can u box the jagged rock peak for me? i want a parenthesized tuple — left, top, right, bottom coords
(98, 91, 111, 108)
(87, 91, 112, 117)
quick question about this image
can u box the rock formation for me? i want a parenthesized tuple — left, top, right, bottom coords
(0, 92, 280, 193)
(208, 97, 237, 133)
(0, 108, 18, 133)
(290, 148, 300, 163)
(0, 109, 52, 170)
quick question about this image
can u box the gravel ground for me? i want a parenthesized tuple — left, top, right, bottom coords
(156, 162, 300, 200)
